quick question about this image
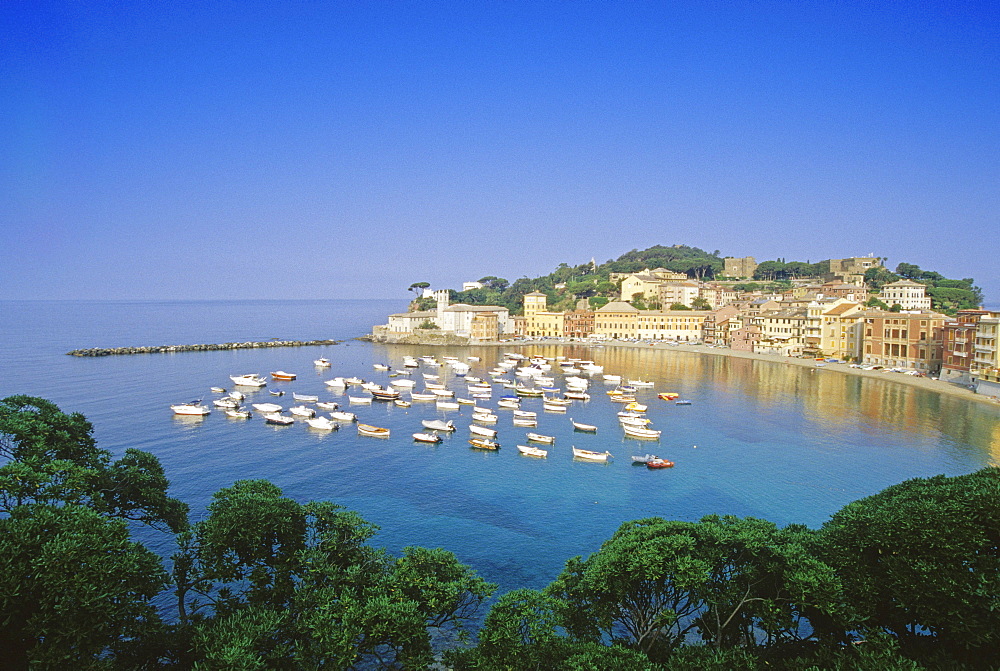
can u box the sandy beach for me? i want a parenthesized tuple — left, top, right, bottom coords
(509, 338, 1000, 410)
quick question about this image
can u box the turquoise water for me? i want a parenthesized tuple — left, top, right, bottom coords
(2, 300, 998, 596)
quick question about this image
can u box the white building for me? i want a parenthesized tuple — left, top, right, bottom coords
(880, 280, 932, 310)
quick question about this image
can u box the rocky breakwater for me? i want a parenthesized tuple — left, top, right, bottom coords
(67, 339, 340, 357)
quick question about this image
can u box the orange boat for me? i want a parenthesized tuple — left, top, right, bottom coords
(658, 392, 679, 400)
(646, 458, 674, 469)
(271, 371, 297, 381)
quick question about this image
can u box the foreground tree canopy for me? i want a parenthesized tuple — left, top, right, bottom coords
(1, 395, 998, 669)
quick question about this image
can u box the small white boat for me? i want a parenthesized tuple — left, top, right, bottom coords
(603, 374, 622, 383)
(358, 423, 390, 437)
(264, 413, 295, 426)
(497, 399, 520, 409)
(305, 417, 338, 430)
(171, 401, 211, 416)
(471, 412, 498, 423)
(228, 391, 245, 401)
(512, 417, 537, 427)
(329, 411, 357, 422)
(314, 358, 332, 367)
(422, 419, 456, 432)
(212, 397, 239, 408)
(269, 390, 285, 397)
(469, 438, 500, 450)
(394, 399, 411, 408)
(225, 408, 252, 419)
(316, 401, 339, 410)
(620, 416, 651, 427)
(469, 424, 498, 438)
(325, 377, 347, 388)
(631, 454, 658, 464)
(623, 424, 661, 439)
(526, 432, 555, 443)
(290, 405, 316, 417)
(543, 397, 572, 406)
(430, 388, 455, 398)
(210, 386, 226, 393)
(628, 379, 655, 387)
(571, 419, 597, 432)
(348, 396, 373, 404)
(517, 445, 547, 458)
(573, 447, 612, 461)
(231, 374, 267, 388)
(436, 401, 460, 410)
(410, 392, 436, 401)
(413, 432, 442, 443)
(543, 402, 567, 412)
(512, 410, 537, 418)
(373, 363, 390, 371)
(251, 403, 283, 413)
(391, 378, 416, 388)
(344, 377, 365, 385)
(457, 397, 475, 405)
(292, 393, 319, 402)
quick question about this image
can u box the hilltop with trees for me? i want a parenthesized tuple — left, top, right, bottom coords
(408, 246, 984, 316)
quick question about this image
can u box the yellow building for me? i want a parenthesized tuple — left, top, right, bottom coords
(594, 301, 639, 339)
(635, 311, 710, 340)
(818, 302, 865, 360)
(523, 291, 565, 338)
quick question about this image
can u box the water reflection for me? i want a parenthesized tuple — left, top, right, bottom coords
(375, 342, 999, 469)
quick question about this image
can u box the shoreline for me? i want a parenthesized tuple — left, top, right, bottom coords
(368, 330, 1000, 408)
(496, 338, 1000, 409)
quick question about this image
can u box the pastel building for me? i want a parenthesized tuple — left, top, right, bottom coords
(879, 280, 932, 311)
(860, 311, 947, 371)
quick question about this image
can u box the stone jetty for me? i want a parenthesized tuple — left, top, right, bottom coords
(67, 339, 340, 357)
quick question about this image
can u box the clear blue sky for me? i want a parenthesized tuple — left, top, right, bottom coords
(2, 1, 997, 302)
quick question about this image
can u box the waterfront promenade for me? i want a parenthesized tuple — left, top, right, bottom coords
(505, 337, 1000, 409)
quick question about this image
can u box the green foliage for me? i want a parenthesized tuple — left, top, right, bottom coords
(417, 320, 439, 329)
(670, 303, 691, 310)
(821, 468, 1000, 664)
(590, 296, 610, 309)
(0, 504, 168, 669)
(176, 481, 496, 669)
(864, 267, 900, 291)
(753, 260, 827, 282)
(691, 297, 711, 310)
(887, 263, 983, 314)
(411, 296, 436, 311)
(866, 296, 890, 310)
(0, 395, 188, 532)
(449, 588, 656, 670)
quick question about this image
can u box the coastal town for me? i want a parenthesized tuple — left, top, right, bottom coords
(375, 254, 1000, 398)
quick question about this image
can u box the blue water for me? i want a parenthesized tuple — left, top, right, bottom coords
(2, 300, 998, 598)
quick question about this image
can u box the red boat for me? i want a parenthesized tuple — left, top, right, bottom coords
(646, 458, 674, 469)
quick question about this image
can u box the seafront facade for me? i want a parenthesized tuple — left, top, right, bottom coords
(374, 267, 1000, 394)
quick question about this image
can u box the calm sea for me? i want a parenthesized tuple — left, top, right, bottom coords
(2, 299, 998, 597)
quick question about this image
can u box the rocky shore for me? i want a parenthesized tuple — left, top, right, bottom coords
(66, 339, 341, 357)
